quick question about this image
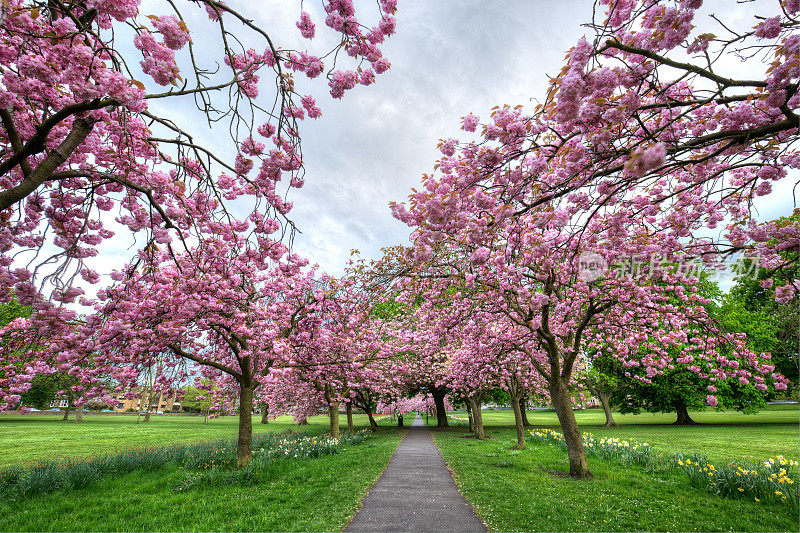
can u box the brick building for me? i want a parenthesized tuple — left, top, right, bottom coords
(108, 388, 182, 413)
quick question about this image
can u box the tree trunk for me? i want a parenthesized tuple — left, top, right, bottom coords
(470, 397, 485, 439)
(237, 386, 254, 467)
(298, 416, 308, 425)
(62, 392, 73, 421)
(74, 406, 83, 423)
(260, 402, 269, 424)
(464, 399, 474, 432)
(433, 391, 449, 428)
(599, 392, 618, 427)
(328, 401, 340, 438)
(511, 395, 526, 448)
(520, 397, 532, 426)
(364, 406, 378, 428)
(143, 387, 157, 423)
(550, 380, 591, 479)
(674, 401, 697, 425)
(346, 402, 354, 432)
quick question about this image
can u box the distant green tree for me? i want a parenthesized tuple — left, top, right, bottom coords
(717, 251, 798, 399)
(608, 273, 777, 424)
(19, 374, 58, 410)
(181, 386, 213, 413)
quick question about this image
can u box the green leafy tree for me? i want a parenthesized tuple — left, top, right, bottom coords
(608, 273, 777, 424)
(718, 249, 799, 400)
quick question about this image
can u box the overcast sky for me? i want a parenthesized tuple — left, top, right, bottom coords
(57, 0, 797, 295)
(267, 0, 796, 276)
(286, 1, 599, 275)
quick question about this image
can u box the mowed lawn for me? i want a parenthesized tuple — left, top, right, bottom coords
(0, 412, 398, 466)
(433, 406, 799, 532)
(444, 405, 799, 462)
(0, 413, 405, 531)
(434, 428, 797, 532)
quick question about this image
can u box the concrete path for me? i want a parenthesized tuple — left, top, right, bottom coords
(345, 414, 486, 532)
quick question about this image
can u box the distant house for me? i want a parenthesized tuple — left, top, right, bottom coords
(108, 388, 183, 413)
(49, 397, 70, 409)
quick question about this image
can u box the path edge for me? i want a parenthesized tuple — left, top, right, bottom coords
(429, 430, 490, 532)
(339, 428, 409, 533)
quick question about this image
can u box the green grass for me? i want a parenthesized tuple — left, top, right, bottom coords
(433, 426, 798, 532)
(0, 412, 386, 467)
(0, 426, 405, 531)
(444, 405, 799, 462)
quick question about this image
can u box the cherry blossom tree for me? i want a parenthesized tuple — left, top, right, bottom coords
(390, 0, 795, 478)
(91, 232, 324, 465)
(0, 0, 400, 408)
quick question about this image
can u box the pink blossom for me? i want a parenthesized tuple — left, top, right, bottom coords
(296, 11, 316, 39)
(462, 113, 480, 132)
(755, 17, 781, 39)
(151, 16, 190, 50)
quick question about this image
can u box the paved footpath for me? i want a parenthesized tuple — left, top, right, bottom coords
(345, 414, 487, 532)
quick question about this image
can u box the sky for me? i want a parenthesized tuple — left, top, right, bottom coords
(261, 1, 600, 275)
(250, 0, 796, 276)
(26, 0, 797, 296)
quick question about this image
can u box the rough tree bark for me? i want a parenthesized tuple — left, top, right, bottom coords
(345, 401, 354, 432)
(464, 399, 474, 432)
(511, 395, 526, 448)
(433, 389, 449, 428)
(674, 400, 698, 425)
(469, 396, 486, 439)
(237, 385, 254, 467)
(62, 391, 73, 421)
(74, 406, 83, 423)
(520, 397, 532, 426)
(260, 402, 269, 424)
(599, 391, 618, 427)
(549, 379, 591, 479)
(329, 402, 340, 438)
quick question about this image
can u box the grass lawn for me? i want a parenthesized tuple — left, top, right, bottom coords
(0, 416, 404, 531)
(443, 405, 799, 462)
(0, 412, 396, 467)
(433, 426, 798, 532)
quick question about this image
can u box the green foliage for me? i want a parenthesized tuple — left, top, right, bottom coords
(602, 271, 781, 418)
(19, 375, 58, 410)
(19, 373, 79, 410)
(718, 252, 799, 399)
(0, 298, 31, 328)
(371, 298, 408, 320)
(180, 386, 214, 413)
(614, 366, 767, 416)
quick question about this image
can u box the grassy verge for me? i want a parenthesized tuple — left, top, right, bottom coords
(443, 405, 799, 461)
(0, 427, 405, 532)
(0, 412, 381, 466)
(433, 426, 798, 532)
